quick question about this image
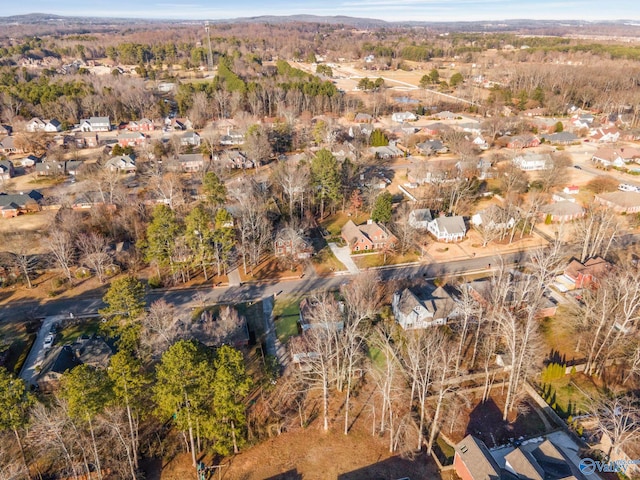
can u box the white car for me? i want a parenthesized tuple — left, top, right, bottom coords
(43, 333, 55, 349)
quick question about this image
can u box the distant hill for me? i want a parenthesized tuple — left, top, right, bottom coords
(0, 13, 636, 33)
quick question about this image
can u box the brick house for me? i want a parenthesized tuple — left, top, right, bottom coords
(341, 219, 397, 252)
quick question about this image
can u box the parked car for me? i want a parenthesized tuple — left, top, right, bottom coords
(43, 333, 55, 349)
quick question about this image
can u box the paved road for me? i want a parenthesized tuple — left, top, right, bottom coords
(2, 251, 529, 320)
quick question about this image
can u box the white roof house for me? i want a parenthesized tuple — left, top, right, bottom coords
(512, 153, 551, 171)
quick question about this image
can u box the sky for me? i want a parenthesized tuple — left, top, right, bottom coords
(2, 0, 640, 22)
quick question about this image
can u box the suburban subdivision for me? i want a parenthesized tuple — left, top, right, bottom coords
(0, 10, 639, 480)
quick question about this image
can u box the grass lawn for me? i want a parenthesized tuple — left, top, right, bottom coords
(352, 251, 420, 269)
(58, 317, 102, 344)
(368, 345, 386, 371)
(542, 373, 601, 418)
(539, 309, 584, 365)
(312, 246, 347, 275)
(320, 212, 369, 236)
(273, 295, 301, 343)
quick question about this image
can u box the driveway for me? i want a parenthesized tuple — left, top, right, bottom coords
(328, 242, 360, 274)
(19, 314, 67, 386)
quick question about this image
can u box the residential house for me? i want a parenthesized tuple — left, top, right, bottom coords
(126, 118, 155, 132)
(0, 160, 14, 181)
(512, 152, 551, 171)
(65, 160, 83, 176)
(408, 209, 433, 229)
(417, 139, 448, 155)
(471, 135, 489, 150)
(218, 150, 255, 169)
(392, 285, 456, 329)
(0, 125, 10, 136)
(341, 219, 398, 252)
(165, 117, 193, 131)
(369, 143, 403, 159)
(35, 161, 66, 177)
(427, 215, 467, 242)
(563, 185, 579, 195)
(105, 155, 136, 173)
(354, 113, 374, 123)
(117, 132, 147, 147)
(591, 146, 640, 167)
(180, 131, 201, 147)
(555, 256, 610, 291)
(25, 117, 46, 132)
(299, 297, 344, 332)
(571, 112, 594, 129)
(0, 190, 44, 218)
(44, 119, 62, 132)
(36, 335, 114, 392)
(391, 111, 417, 122)
(72, 191, 109, 210)
(80, 116, 111, 132)
(274, 227, 314, 259)
(167, 153, 206, 172)
(421, 122, 450, 136)
(220, 129, 245, 146)
(522, 107, 547, 117)
(74, 132, 99, 148)
(436, 110, 457, 120)
(596, 191, 640, 213)
(540, 132, 579, 145)
(471, 204, 515, 231)
(348, 123, 374, 138)
(500, 134, 541, 149)
(17, 155, 38, 168)
(590, 126, 620, 143)
(541, 200, 585, 223)
(0, 136, 19, 154)
(454, 434, 587, 480)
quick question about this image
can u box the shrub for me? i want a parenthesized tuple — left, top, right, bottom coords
(148, 275, 163, 289)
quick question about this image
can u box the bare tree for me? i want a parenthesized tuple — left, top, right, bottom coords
(77, 232, 112, 284)
(590, 395, 640, 458)
(3, 238, 39, 289)
(574, 205, 620, 263)
(45, 230, 75, 283)
(271, 159, 311, 218)
(142, 299, 180, 357)
(232, 184, 273, 275)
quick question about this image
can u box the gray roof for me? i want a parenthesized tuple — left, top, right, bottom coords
(433, 216, 467, 235)
(541, 132, 579, 143)
(0, 190, 43, 208)
(542, 201, 585, 216)
(410, 209, 433, 222)
(505, 448, 545, 480)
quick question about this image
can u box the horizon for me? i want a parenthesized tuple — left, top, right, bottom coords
(1, 0, 639, 23)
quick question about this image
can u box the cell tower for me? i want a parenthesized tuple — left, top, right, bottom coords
(205, 21, 214, 73)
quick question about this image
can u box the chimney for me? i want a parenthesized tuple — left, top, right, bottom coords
(367, 219, 373, 225)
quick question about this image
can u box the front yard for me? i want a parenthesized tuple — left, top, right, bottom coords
(352, 250, 420, 269)
(273, 295, 302, 343)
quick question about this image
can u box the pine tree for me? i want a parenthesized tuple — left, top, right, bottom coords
(371, 191, 393, 224)
(208, 346, 252, 455)
(99, 276, 146, 350)
(0, 367, 33, 478)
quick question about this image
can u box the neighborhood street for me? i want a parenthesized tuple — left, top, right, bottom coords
(3, 251, 527, 321)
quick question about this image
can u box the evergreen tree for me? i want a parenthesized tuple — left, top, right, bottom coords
(311, 149, 342, 219)
(108, 351, 147, 474)
(0, 367, 33, 478)
(154, 340, 214, 468)
(143, 204, 182, 275)
(369, 129, 389, 147)
(202, 172, 227, 208)
(185, 204, 215, 281)
(208, 346, 252, 455)
(371, 191, 393, 224)
(60, 365, 113, 480)
(99, 276, 146, 350)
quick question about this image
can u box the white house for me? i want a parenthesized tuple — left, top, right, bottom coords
(391, 111, 417, 123)
(392, 286, 456, 330)
(427, 216, 467, 242)
(512, 152, 551, 171)
(471, 205, 515, 231)
(180, 131, 201, 147)
(44, 119, 62, 132)
(26, 118, 46, 132)
(80, 116, 111, 132)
